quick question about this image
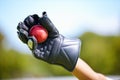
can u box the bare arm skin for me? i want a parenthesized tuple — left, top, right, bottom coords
(72, 58, 107, 80)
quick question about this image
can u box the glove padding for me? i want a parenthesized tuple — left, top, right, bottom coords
(17, 12, 81, 71)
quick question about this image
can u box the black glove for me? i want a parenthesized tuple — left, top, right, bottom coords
(17, 12, 81, 71)
(17, 14, 40, 43)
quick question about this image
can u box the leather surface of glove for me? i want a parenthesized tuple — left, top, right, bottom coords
(17, 12, 81, 71)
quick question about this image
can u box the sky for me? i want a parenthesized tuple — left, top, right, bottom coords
(0, 0, 120, 53)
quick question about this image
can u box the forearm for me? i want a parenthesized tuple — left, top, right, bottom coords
(72, 58, 107, 80)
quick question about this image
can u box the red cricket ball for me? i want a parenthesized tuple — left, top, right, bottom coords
(29, 25, 48, 43)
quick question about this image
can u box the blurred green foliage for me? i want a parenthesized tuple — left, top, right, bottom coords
(0, 32, 70, 79)
(0, 31, 120, 79)
(80, 32, 120, 75)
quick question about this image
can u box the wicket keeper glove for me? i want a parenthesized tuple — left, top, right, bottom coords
(17, 12, 81, 72)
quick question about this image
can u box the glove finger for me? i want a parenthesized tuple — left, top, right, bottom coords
(17, 29, 28, 43)
(17, 22, 29, 31)
(24, 15, 39, 29)
(32, 14, 39, 21)
(39, 12, 59, 38)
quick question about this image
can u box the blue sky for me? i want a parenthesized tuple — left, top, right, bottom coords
(0, 0, 120, 53)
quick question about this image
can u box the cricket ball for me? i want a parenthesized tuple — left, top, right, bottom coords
(29, 25, 48, 43)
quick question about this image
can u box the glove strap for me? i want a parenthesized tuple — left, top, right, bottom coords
(27, 36, 37, 50)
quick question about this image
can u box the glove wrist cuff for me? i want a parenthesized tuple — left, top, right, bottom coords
(53, 36, 81, 71)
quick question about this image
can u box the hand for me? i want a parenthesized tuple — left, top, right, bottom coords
(17, 12, 81, 71)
